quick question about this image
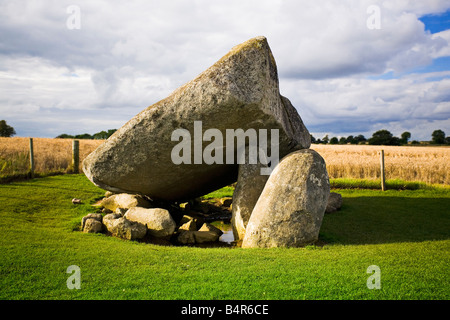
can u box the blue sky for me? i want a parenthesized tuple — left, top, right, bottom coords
(420, 9, 450, 33)
(0, 0, 449, 141)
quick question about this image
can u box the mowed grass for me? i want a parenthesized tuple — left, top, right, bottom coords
(0, 175, 449, 300)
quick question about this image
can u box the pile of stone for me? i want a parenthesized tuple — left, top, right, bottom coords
(82, 36, 333, 248)
(81, 193, 231, 245)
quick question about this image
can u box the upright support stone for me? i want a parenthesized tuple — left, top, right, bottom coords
(242, 149, 330, 248)
(231, 147, 269, 241)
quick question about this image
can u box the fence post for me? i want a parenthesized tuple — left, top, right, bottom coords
(29, 138, 35, 178)
(380, 149, 386, 191)
(72, 140, 79, 174)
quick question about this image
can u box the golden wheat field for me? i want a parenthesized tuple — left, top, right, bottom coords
(311, 144, 449, 185)
(0, 137, 449, 185)
(0, 137, 103, 176)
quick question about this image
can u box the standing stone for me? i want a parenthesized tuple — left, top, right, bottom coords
(124, 207, 176, 238)
(231, 152, 269, 241)
(83, 36, 310, 202)
(242, 149, 330, 248)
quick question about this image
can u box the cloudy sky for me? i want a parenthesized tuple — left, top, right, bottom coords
(1, 0, 449, 141)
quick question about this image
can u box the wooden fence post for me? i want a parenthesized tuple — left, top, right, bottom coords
(29, 138, 35, 178)
(72, 140, 79, 174)
(380, 149, 386, 191)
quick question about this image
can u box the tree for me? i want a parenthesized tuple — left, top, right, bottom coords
(368, 129, 401, 146)
(74, 133, 93, 139)
(431, 130, 446, 144)
(400, 131, 411, 144)
(339, 137, 347, 144)
(329, 137, 338, 144)
(56, 133, 74, 139)
(354, 135, 366, 144)
(93, 131, 108, 140)
(106, 129, 117, 137)
(322, 135, 329, 144)
(0, 120, 16, 137)
(56, 129, 117, 140)
(346, 135, 355, 144)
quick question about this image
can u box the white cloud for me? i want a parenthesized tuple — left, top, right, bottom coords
(0, 0, 449, 139)
(431, 30, 450, 58)
(281, 71, 450, 140)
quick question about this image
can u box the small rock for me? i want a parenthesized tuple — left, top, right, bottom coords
(179, 213, 205, 230)
(72, 198, 82, 204)
(178, 219, 197, 231)
(125, 207, 176, 238)
(83, 219, 103, 233)
(177, 230, 220, 244)
(115, 207, 128, 215)
(326, 192, 343, 213)
(177, 230, 196, 244)
(103, 213, 123, 221)
(198, 223, 223, 237)
(193, 231, 221, 243)
(104, 191, 114, 197)
(81, 213, 103, 230)
(179, 214, 195, 225)
(179, 202, 191, 211)
(101, 193, 152, 212)
(220, 197, 233, 207)
(103, 215, 147, 240)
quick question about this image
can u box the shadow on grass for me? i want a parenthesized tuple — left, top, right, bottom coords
(320, 196, 450, 245)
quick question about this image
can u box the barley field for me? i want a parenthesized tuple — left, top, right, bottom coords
(1, 137, 448, 185)
(312, 144, 449, 185)
(0, 137, 102, 178)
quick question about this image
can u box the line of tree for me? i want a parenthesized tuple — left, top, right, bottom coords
(1, 119, 449, 145)
(312, 129, 450, 146)
(55, 129, 117, 140)
(0, 120, 16, 137)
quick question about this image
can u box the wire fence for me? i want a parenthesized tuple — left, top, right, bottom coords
(0, 137, 102, 182)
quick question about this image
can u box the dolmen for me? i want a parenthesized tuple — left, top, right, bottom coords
(83, 36, 330, 248)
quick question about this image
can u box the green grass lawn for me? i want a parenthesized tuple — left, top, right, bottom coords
(0, 175, 448, 300)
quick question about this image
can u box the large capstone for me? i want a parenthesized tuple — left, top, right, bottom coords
(82, 36, 310, 202)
